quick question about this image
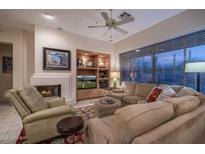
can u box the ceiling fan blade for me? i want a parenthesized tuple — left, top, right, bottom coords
(115, 16, 135, 26)
(88, 25, 107, 28)
(101, 12, 111, 25)
(113, 27, 128, 35)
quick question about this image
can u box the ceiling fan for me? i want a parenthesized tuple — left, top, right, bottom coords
(88, 10, 135, 36)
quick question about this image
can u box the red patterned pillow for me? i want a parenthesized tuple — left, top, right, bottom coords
(146, 87, 162, 102)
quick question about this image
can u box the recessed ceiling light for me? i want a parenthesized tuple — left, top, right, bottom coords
(84, 53, 88, 56)
(43, 13, 54, 20)
(135, 49, 140, 52)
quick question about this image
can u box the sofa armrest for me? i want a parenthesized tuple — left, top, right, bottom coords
(85, 118, 110, 144)
(23, 105, 71, 124)
(110, 88, 124, 93)
(195, 93, 205, 104)
(43, 97, 66, 108)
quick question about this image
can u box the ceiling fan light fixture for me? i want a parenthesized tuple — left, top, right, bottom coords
(118, 12, 132, 20)
(88, 10, 135, 42)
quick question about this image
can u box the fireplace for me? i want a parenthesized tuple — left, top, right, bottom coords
(35, 85, 61, 97)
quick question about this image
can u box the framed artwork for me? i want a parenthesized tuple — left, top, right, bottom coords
(2, 56, 13, 73)
(43, 47, 71, 70)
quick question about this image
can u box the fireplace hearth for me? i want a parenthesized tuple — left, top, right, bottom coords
(35, 85, 61, 97)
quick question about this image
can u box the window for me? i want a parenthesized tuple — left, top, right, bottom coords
(185, 45, 205, 93)
(135, 56, 152, 83)
(120, 29, 205, 94)
(155, 49, 184, 85)
(120, 51, 135, 82)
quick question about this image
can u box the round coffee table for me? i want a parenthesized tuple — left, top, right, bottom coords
(56, 116, 84, 143)
(95, 96, 121, 118)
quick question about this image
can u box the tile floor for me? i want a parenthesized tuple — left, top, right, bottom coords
(0, 98, 99, 144)
(0, 102, 22, 144)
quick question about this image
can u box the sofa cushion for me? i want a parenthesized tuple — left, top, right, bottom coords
(109, 101, 174, 143)
(86, 118, 111, 144)
(123, 82, 136, 95)
(178, 87, 198, 96)
(137, 100, 148, 104)
(135, 83, 157, 97)
(170, 85, 184, 93)
(18, 86, 48, 112)
(166, 96, 200, 118)
(109, 92, 130, 100)
(156, 85, 179, 101)
(146, 87, 162, 102)
(123, 96, 145, 104)
(195, 94, 205, 104)
(102, 116, 113, 127)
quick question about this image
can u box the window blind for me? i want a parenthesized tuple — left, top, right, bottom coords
(119, 29, 205, 93)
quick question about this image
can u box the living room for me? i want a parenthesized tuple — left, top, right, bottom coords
(0, 0, 205, 152)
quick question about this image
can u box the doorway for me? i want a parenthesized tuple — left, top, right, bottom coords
(0, 42, 13, 103)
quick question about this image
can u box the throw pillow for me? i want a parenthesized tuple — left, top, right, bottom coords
(146, 87, 162, 102)
(166, 96, 200, 118)
(18, 86, 48, 112)
(178, 87, 198, 96)
(156, 85, 179, 101)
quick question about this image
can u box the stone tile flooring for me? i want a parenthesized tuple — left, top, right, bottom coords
(0, 98, 99, 144)
(0, 102, 22, 144)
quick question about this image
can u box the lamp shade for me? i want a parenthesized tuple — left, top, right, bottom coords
(111, 71, 120, 79)
(185, 62, 205, 73)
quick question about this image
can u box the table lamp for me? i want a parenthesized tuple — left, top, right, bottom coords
(185, 62, 205, 92)
(111, 71, 120, 88)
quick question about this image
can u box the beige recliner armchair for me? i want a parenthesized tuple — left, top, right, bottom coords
(4, 87, 73, 143)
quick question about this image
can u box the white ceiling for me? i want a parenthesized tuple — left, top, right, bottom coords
(0, 9, 185, 43)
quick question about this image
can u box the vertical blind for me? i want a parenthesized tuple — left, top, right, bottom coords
(119, 29, 205, 93)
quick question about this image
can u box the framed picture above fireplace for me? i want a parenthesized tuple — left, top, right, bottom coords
(43, 47, 71, 70)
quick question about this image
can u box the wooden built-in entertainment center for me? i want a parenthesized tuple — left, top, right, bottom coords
(76, 49, 110, 100)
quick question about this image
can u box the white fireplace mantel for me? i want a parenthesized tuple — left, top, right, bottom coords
(31, 73, 76, 104)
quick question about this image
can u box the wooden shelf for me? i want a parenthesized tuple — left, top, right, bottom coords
(98, 68, 109, 70)
(77, 67, 98, 70)
(77, 67, 109, 70)
(76, 49, 110, 101)
(99, 78, 110, 80)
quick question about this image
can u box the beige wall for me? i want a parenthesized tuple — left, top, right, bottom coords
(0, 44, 12, 102)
(24, 31, 35, 85)
(114, 10, 205, 69)
(0, 25, 34, 88)
(32, 25, 114, 103)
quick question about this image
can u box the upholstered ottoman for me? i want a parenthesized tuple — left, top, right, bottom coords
(95, 97, 121, 118)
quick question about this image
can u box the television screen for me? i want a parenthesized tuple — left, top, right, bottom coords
(77, 75, 97, 89)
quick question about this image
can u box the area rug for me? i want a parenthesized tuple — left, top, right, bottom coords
(16, 104, 96, 144)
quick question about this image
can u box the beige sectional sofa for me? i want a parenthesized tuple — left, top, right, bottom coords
(85, 81, 205, 144)
(86, 98, 205, 144)
(109, 81, 204, 105)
